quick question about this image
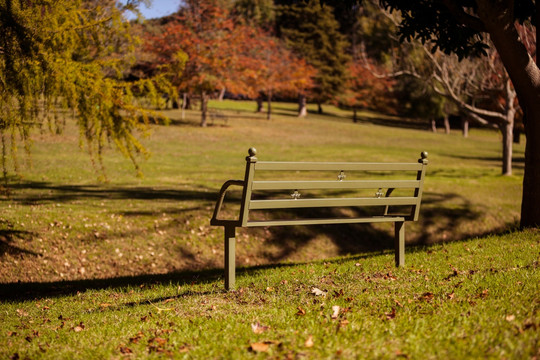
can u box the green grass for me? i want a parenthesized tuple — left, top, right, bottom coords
(1, 230, 539, 359)
(0, 99, 536, 358)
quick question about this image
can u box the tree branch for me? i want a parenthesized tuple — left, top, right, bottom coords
(441, 0, 487, 32)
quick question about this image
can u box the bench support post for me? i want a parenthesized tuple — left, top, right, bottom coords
(224, 225, 236, 290)
(394, 221, 405, 267)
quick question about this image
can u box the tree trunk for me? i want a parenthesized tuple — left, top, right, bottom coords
(317, 102, 323, 114)
(218, 87, 226, 101)
(513, 127, 520, 144)
(462, 118, 469, 138)
(266, 90, 272, 121)
(431, 119, 437, 132)
(256, 96, 264, 113)
(443, 115, 450, 134)
(353, 108, 357, 123)
(475, 0, 540, 227)
(200, 90, 208, 127)
(181, 93, 187, 120)
(298, 94, 307, 117)
(500, 121, 513, 176)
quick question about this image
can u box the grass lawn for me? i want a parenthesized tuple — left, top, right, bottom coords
(0, 100, 537, 358)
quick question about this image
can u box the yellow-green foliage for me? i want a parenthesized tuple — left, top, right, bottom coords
(0, 0, 173, 179)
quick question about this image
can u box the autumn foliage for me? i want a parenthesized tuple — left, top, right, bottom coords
(144, 0, 315, 124)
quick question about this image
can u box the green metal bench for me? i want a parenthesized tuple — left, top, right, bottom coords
(210, 148, 429, 290)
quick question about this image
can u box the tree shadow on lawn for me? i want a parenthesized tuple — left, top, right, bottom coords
(0, 251, 389, 303)
(0, 183, 501, 301)
(447, 153, 525, 170)
(253, 191, 485, 262)
(3, 181, 218, 206)
(0, 229, 39, 257)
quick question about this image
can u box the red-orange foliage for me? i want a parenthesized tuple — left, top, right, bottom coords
(144, 0, 315, 122)
(339, 61, 396, 116)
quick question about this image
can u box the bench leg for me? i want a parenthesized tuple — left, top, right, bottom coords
(394, 221, 405, 267)
(224, 226, 236, 290)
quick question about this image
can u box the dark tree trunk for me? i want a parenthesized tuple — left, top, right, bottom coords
(353, 108, 357, 123)
(431, 119, 437, 132)
(513, 127, 521, 144)
(317, 102, 323, 114)
(476, 0, 540, 227)
(256, 96, 264, 113)
(298, 94, 307, 117)
(266, 90, 272, 120)
(501, 121, 513, 176)
(184, 93, 192, 110)
(200, 90, 208, 127)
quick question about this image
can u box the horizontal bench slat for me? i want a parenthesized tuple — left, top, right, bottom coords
(245, 216, 406, 227)
(249, 197, 418, 210)
(251, 180, 420, 191)
(255, 161, 423, 171)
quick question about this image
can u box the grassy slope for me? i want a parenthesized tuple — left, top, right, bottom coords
(0, 230, 538, 359)
(0, 100, 538, 358)
(0, 100, 524, 283)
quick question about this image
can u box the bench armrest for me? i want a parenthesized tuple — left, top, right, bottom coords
(210, 180, 244, 226)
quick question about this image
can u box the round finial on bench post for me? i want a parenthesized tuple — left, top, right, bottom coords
(419, 151, 428, 165)
(246, 147, 258, 162)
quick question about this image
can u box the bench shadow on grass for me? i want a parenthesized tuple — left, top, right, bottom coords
(0, 182, 500, 302)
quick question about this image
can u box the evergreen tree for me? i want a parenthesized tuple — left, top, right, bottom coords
(0, 0, 171, 179)
(277, 0, 349, 113)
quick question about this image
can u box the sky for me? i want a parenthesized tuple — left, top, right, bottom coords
(123, 0, 182, 20)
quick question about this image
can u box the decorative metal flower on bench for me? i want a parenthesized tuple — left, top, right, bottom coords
(337, 170, 346, 181)
(375, 188, 384, 198)
(290, 190, 301, 200)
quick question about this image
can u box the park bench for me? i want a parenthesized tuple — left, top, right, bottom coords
(210, 148, 429, 290)
(209, 109, 229, 125)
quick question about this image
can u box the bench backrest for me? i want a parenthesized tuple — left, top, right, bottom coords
(214, 148, 428, 228)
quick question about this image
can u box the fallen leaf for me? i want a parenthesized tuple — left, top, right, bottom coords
(119, 346, 132, 354)
(385, 308, 396, 320)
(150, 337, 167, 345)
(505, 314, 515, 322)
(266, 287, 274, 292)
(421, 292, 434, 302)
(178, 345, 190, 353)
(99, 303, 111, 309)
(249, 342, 269, 352)
(304, 335, 314, 348)
(331, 305, 340, 319)
(447, 292, 455, 300)
(339, 319, 349, 328)
(163, 298, 175, 304)
(311, 288, 327, 297)
(296, 307, 306, 316)
(129, 331, 144, 344)
(16, 309, 28, 317)
(394, 299, 404, 307)
(73, 326, 84, 332)
(251, 322, 269, 334)
(477, 289, 489, 299)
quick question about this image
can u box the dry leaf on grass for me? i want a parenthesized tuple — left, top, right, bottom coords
(251, 322, 270, 334)
(311, 288, 327, 297)
(305, 335, 314, 347)
(331, 305, 340, 319)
